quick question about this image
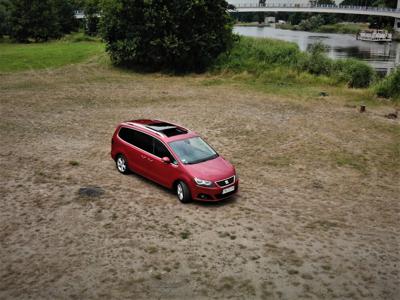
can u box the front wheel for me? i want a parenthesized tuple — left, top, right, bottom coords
(176, 181, 191, 203)
(116, 154, 129, 174)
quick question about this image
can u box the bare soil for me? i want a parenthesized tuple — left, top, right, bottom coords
(1, 61, 399, 299)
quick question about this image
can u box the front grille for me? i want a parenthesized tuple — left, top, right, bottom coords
(216, 176, 235, 187)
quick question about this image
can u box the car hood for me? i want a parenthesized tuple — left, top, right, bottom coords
(183, 156, 235, 181)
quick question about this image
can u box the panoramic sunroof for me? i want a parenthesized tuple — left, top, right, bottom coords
(146, 122, 188, 137)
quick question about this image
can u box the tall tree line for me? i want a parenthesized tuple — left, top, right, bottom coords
(0, 0, 101, 42)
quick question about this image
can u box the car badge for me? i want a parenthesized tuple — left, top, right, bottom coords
(225, 180, 229, 184)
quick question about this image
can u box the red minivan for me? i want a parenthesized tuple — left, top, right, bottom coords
(111, 119, 239, 203)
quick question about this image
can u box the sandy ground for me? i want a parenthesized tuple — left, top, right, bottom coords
(0, 61, 399, 299)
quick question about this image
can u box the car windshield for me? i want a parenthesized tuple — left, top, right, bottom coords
(169, 137, 218, 165)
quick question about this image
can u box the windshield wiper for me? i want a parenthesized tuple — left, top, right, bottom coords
(187, 154, 218, 165)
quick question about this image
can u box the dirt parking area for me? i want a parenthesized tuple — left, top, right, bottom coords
(1, 61, 399, 299)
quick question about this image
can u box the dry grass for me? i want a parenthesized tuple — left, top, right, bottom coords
(0, 59, 399, 299)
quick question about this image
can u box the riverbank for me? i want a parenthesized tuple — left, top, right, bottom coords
(276, 22, 368, 34)
(236, 22, 368, 34)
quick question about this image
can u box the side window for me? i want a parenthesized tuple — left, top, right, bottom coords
(118, 127, 152, 153)
(118, 127, 135, 144)
(153, 139, 176, 164)
(134, 130, 153, 153)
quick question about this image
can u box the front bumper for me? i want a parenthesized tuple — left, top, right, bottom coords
(191, 180, 239, 202)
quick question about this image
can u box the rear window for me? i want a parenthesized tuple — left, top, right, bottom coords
(118, 127, 152, 153)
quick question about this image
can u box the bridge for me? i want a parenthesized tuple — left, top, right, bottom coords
(229, 1, 400, 31)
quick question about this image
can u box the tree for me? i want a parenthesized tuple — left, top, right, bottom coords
(100, 0, 234, 72)
(84, 0, 100, 36)
(9, 0, 62, 42)
(0, 0, 11, 38)
(54, 0, 78, 34)
(9, 0, 77, 42)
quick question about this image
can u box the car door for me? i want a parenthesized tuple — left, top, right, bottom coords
(148, 138, 181, 188)
(117, 127, 151, 177)
(128, 129, 155, 179)
(117, 127, 140, 173)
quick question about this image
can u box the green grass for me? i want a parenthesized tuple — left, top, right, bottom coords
(317, 23, 367, 34)
(0, 38, 104, 73)
(277, 22, 367, 34)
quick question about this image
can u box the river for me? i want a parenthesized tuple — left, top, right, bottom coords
(234, 26, 400, 75)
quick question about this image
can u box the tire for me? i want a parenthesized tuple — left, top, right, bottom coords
(176, 181, 192, 203)
(116, 154, 129, 174)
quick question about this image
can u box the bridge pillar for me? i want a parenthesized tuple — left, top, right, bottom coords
(396, 0, 400, 32)
(395, 19, 400, 32)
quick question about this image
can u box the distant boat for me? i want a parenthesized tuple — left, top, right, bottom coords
(356, 29, 392, 42)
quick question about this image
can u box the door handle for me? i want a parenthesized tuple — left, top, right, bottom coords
(147, 158, 153, 162)
(141, 155, 146, 159)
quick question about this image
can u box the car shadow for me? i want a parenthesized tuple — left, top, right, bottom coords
(126, 170, 237, 207)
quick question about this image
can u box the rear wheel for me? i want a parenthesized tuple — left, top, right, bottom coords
(116, 154, 129, 174)
(176, 181, 191, 203)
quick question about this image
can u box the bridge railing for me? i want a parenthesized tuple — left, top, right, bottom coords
(232, 4, 400, 13)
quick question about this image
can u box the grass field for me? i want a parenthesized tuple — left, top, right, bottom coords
(0, 39, 104, 73)
(0, 39, 399, 299)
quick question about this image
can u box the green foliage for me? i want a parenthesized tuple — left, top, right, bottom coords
(374, 68, 400, 100)
(297, 42, 333, 76)
(0, 38, 103, 72)
(214, 37, 376, 89)
(100, 0, 234, 72)
(316, 23, 366, 34)
(54, 0, 78, 34)
(10, 0, 61, 42)
(84, 0, 100, 36)
(9, 0, 77, 42)
(334, 59, 375, 88)
(299, 15, 325, 32)
(214, 36, 300, 74)
(0, 0, 11, 38)
(288, 13, 303, 26)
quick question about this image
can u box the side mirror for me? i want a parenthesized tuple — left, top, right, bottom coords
(161, 157, 171, 164)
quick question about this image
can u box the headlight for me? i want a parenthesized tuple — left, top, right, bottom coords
(194, 177, 214, 187)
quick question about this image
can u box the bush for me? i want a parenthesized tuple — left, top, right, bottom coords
(334, 59, 375, 88)
(100, 0, 234, 71)
(297, 42, 333, 76)
(374, 68, 400, 99)
(299, 15, 325, 32)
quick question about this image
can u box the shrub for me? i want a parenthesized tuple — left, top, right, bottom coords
(334, 59, 375, 88)
(297, 42, 333, 76)
(374, 68, 400, 99)
(299, 15, 325, 32)
(100, 0, 234, 71)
